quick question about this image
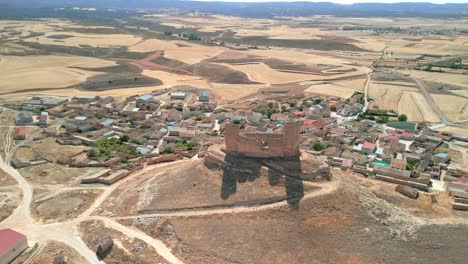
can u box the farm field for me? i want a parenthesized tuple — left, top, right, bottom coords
(0, 5, 468, 264)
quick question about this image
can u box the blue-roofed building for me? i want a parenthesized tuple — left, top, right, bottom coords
(160, 127, 168, 134)
(15, 113, 33, 125)
(136, 147, 151, 155)
(137, 94, 153, 101)
(99, 119, 114, 127)
(434, 153, 450, 163)
(103, 131, 116, 138)
(198, 91, 210, 102)
(353, 144, 363, 152)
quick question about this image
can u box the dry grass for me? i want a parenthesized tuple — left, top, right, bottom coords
(32, 189, 102, 222)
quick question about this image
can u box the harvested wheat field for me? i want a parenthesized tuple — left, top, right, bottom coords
(432, 94, 468, 122)
(0, 55, 116, 94)
(246, 48, 352, 65)
(333, 78, 367, 91)
(26, 32, 142, 48)
(437, 126, 468, 136)
(163, 43, 225, 65)
(141, 69, 210, 88)
(216, 62, 315, 84)
(402, 70, 468, 89)
(368, 81, 441, 122)
(305, 82, 360, 98)
(209, 83, 268, 103)
(399, 91, 441, 123)
(128, 38, 181, 52)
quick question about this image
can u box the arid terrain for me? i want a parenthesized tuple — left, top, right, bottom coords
(0, 5, 468, 264)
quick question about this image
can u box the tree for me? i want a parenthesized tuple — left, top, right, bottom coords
(233, 119, 240, 125)
(398, 114, 408, 122)
(281, 105, 287, 113)
(163, 146, 173, 154)
(376, 116, 389, 123)
(87, 149, 98, 158)
(119, 135, 129, 143)
(313, 141, 325, 151)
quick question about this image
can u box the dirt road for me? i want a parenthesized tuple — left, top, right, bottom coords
(410, 76, 450, 125)
(0, 150, 187, 264)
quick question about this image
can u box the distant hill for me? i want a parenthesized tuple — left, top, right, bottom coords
(0, 1, 467, 18)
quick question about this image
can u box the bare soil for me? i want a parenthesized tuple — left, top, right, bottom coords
(31, 241, 86, 264)
(79, 220, 169, 264)
(99, 159, 316, 216)
(121, 173, 468, 264)
(32, 189, 102, 222)
(19, 163, 100, 185)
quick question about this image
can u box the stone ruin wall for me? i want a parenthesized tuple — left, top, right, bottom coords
(224, 121, 300, 158)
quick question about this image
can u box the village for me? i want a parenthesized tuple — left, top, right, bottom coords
(1, 85, 468, 263)
(4, 84, 468, 201)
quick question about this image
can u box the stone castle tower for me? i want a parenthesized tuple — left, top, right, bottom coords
(224, 120, 300, 158)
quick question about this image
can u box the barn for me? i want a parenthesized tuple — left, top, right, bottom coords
(0, 229, 28, 264)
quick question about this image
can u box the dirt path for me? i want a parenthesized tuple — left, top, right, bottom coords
(74, 216, 184, 264)
(4, 126, 13, 157)
(0, 151, 186, 264)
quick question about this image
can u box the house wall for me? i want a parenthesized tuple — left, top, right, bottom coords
(0, 237, 28, 264)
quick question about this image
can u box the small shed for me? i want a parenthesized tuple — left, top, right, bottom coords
(96, 235, 113, 260)
(15, 112, 33, 125)
(170, 92, 187, 100)
(198, 91, 210, 102)
(53, 252, 66, 264)
(14, 127, 27, 140)
(0, 229, 28, 264)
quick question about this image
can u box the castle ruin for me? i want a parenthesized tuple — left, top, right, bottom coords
(224, 120, 301, 158)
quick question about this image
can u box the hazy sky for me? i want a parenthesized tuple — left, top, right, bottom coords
(195, 0, 467, 3)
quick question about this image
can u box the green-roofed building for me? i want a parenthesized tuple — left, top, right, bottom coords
(387, 121, 418, 132)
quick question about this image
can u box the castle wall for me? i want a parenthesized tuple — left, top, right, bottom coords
(225, 121, 300, 158)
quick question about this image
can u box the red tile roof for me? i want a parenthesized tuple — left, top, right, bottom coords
(401, 132, 414, 138)
(363, 141, 376, 150)
(0, 229, 26, 255)
(302, 119, 326, 129)
(14, 127, 26, 136)
(455, 177, 468, 185)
